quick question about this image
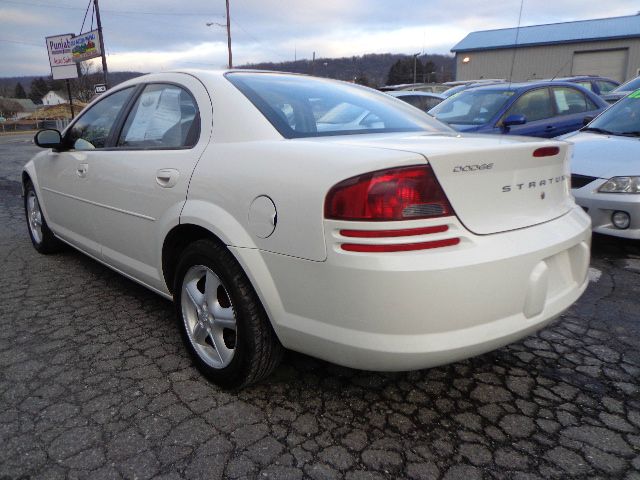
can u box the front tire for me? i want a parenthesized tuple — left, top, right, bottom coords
(24, 180, 63, 254)
(174, 239, 283, 389)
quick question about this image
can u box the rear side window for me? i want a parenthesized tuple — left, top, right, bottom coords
(399, 95, 442, 112)
(575, 81, 593, 91)
(67, 87, 134, 150)
(507, 89, 554, 122)
(552, 87, 591, 115)
(596, 80, 617, 94)
(118, 84, 199, 148)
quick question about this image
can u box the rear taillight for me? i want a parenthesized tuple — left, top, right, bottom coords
(324, 165, 454, 221)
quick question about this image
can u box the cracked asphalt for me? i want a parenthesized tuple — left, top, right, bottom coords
(1, 132, 639, 479)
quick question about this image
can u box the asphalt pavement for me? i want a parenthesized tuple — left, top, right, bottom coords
(1, 132, 639, 479)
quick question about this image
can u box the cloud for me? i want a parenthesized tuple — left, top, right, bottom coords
(0, 0, 637, 76)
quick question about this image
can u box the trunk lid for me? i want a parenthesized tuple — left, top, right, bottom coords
(319, 132, 573, 235)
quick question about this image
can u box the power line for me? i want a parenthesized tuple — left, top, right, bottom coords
(231, 19, 290, 61)
(0, 38, 42, 47)
(0, 0, 222, 16)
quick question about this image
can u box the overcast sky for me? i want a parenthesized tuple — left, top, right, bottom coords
(0, 0, 636, 77)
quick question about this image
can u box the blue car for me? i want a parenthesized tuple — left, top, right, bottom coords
(429, 81, 608, 138)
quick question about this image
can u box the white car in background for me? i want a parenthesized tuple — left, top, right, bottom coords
(24, 70, 591, 388)
(563, 90, 640, 239)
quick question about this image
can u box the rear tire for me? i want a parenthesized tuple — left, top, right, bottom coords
(174, 238, 284, 389)
(24, 180, 63, 254)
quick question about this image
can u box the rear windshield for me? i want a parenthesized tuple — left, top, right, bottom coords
(430, 88, 514, 125)
(226, 72, 451, 138)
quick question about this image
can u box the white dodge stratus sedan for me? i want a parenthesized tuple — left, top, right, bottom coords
(24, 70, 591, 388)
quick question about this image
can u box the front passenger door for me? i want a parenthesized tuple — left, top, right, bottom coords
(35, 87, 135, 257)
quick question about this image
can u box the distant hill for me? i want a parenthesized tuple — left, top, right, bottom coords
(0, 52, 456, 96)
(0, 71, 144, 98)
(240, 53, 456, 87)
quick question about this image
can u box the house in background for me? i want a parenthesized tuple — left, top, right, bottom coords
(452, 14, 640, 83)
(42, 90, 75, 106)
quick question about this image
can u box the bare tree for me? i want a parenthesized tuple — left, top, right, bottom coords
(71, 62, 100, 102)
(0, 98, 24, 118)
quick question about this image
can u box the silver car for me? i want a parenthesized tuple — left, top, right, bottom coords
(562, 91, 640, 239)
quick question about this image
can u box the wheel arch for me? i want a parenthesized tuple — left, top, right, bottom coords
(162, 223, 225, 294)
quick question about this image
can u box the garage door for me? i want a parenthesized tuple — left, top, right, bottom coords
(571, 49, 628, 82)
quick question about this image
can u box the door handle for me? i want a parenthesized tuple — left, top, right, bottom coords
(544, 125, 555, 130)
(76, 163, 88, 178)
(156, 168, 180, 188)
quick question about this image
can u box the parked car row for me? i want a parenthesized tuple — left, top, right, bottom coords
(384, 73, 640, 241)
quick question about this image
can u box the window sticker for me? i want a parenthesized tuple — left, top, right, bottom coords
(554, 90, 569, 111)
(628, 89, 640, 99)
(125, 90, 162, 142)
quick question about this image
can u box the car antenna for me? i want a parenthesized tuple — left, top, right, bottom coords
(507, 0, 525, 90)
(550, 57, 573, 81)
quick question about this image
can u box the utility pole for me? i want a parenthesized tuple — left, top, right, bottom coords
(225, 0, 232, 68)
(413, 53, 420, 84)
(94, 0, 109, 87)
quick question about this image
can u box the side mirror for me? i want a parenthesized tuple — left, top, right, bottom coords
(503, 114, 527, 127)
(582, 115, 594, 126)
(34, 129, 63, 149)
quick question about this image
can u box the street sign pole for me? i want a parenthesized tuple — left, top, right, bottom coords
(65, 79, 75, 119)
(94, 0, 109, 87)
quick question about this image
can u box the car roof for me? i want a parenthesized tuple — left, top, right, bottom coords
(388, 91, 445, 99)
(462, 80, 593, 92)
(550, 75, 615, 81)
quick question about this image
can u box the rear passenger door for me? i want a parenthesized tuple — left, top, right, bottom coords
(549, 86, 600, 136)
(83, 74, 212, 291)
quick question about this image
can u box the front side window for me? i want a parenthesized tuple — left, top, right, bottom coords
(67, 87, 134, 150)
(226, 72, 451, 138)
(552, 87, 590, 115)
(506, 88, 554, 122)
(118, 84, 199, 148)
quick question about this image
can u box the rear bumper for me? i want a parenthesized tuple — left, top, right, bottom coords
(573, 181, 640, 239)
(232, 206, 591, 371)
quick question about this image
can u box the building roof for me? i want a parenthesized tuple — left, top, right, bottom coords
(0, 97, 37, 112)
(452, 14, 640, 52)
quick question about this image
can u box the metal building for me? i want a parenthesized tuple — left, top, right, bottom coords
(452, 14, 640, 83)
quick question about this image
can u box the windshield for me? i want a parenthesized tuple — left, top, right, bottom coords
(429, 88, 514, 125)
(586, 90, 640, 136)
(614, 76, 640, 93)
(226, 72, 452, 138)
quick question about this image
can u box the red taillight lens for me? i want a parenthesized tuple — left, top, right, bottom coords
(325, 165, 454, 221)
(533, 146, 560, 157)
